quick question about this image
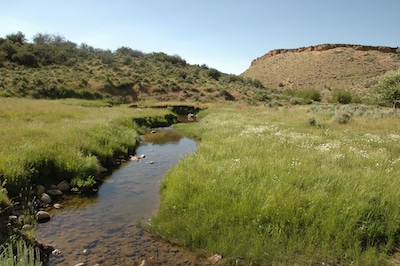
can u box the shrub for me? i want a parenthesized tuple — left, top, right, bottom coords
(207, 68, 222, 80)
(290, 97, 307, 105)
(332, 110, 352, 124)
(301, 88, 321, 102)
(284, 88, 321, 103)
(254, 91, 271, 102)
(11, 51, 38, 67)
(219, 89, 235, 101)
(331, 89, 352, 104)
(71, 175, 96, 190)
(249, 78, 264, 89)
(373, 71, 400, 109)
(308, 117, 317, 126)
(0, 41, 17, 60)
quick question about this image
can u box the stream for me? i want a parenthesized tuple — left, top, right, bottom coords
(35, 128, 208, 265)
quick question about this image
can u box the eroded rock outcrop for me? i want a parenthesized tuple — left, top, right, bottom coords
(251, 44, 400, 67)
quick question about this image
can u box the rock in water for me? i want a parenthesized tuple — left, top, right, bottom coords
(36, 211, 50, 222)
(98, 164, 108, 173)
(40, 193, 52, 204)
(46, 189, 63, 196)
(57, 180, 71, 191)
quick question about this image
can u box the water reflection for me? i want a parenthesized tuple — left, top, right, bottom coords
(142, 127, 183, 144)
(35, 129, 197, 265)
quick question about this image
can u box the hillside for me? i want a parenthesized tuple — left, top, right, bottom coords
(0, 31, 269, 104)
(242, 44, 400, 97)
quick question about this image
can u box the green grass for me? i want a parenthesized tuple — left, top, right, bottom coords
(150, 105, 400, 265)
(0, 97, 171, 197)
(0, 239, 42, 266)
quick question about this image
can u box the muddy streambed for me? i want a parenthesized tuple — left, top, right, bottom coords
(35, 128, 211, 265)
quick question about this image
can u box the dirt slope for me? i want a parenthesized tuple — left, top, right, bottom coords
(242, 44, 400, 95)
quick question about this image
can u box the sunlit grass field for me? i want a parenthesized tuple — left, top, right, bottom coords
(151, 105, 400, 265)
(0, 98, 170, 198)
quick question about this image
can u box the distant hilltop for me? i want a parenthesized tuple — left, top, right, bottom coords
(251, 44, 400, 67)
(242, 43, 400, 94)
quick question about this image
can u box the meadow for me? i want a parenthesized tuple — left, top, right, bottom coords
(151, 104, 400, 265)
(0, 98, 172, 199)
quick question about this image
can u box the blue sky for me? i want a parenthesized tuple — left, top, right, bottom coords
(0, 0, 399, 74)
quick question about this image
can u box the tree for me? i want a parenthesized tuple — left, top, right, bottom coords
(116, 46, 135, 56)
(33, 33, 53, 45)
(374, 71, 400, 109)
(6, 31, 26, 44)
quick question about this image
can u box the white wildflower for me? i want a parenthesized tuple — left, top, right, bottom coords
(387, 134, 400, 139)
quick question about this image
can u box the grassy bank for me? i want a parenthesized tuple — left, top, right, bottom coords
(151, 104, 400, 265)
(0, 98, 172, 198)
(0, 97, 179, 264)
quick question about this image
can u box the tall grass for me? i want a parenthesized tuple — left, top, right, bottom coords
(0, 98, 170, 197)
(151, 105, 400, 265)
(0, 239, 42, 266)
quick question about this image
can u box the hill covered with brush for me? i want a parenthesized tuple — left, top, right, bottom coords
(242, 44, 400, 99)
(0, 31, 269, 104)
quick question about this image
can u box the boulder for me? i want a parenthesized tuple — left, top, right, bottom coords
(52, 249, 62, 256)
(36, 211, 50, 222)
(208, 254, 222, 264)
(8, 215, 18, 222)
(57, 180, 71, 191)
(40, 193, 52, 204)
(46, 189, 63, 196)
(98, 165, 108, 173)
(36, 185, 45, 194)
(130, 156, 138, 161)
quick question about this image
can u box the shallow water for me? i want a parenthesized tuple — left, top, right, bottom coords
(35, 129, 199, 265)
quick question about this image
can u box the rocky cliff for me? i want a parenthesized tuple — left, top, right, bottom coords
(242, 44, 400, 94)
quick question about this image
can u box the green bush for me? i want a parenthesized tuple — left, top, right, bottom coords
(290, 97, 308, 105)
(219, 89, 235, 100)
(207, 68, 222, 80)
(301, 88, 321, 102)
(11, 51, 38, 67)
(0, 41, 17, 60)
(331, 89, 352, 104)
(284, 88, 321, 103)
(373, 71, 400, 108)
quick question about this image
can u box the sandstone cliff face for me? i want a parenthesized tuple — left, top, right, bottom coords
(250, 44, 400, 67)
(242, 44, 400, 94)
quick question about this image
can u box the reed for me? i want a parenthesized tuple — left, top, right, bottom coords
(151, 105, 400, 265)
(0, 239, 42, 266)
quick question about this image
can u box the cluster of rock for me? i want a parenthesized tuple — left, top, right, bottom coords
(251, 43, 400, 67)
(6, 154, 145, 228)
(6, 180, 72, 228)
